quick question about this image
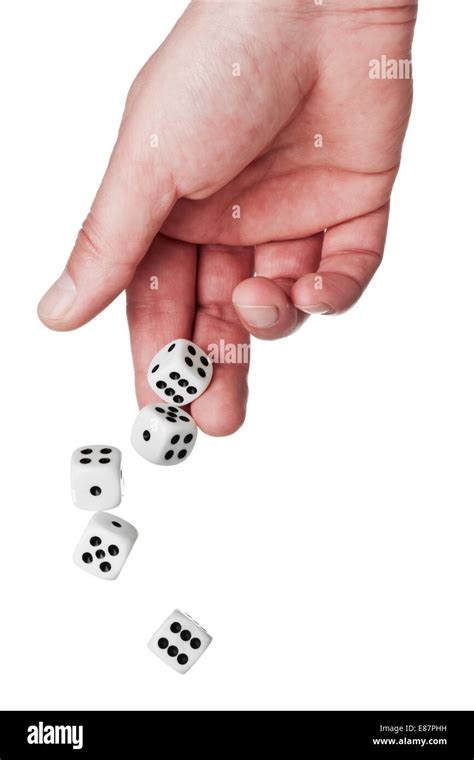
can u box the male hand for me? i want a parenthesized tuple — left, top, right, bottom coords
(38, 0, 417, 435)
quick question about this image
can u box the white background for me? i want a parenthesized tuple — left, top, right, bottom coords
(1, 0, 473, 710)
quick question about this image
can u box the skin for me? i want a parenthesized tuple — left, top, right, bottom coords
(37, 0, 417, 435)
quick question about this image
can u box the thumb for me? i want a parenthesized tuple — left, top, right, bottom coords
(37, 122, 177, 330)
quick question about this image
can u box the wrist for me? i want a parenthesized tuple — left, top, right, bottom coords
(192, 0, 417, 17)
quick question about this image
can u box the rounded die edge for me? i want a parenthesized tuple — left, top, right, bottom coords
(131, 404, 198, 467)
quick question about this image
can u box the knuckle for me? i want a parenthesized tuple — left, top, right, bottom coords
(74, 212, 110, 266)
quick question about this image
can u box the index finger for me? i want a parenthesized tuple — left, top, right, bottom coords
(191, 244, 254, 436)
(127, 234, 197, 406)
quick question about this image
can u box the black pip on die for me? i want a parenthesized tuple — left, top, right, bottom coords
(71, 446, 122, 510)
(73, 512, 138, 580)
(148, 610, 212, 674)
(131, 404, 197, 465)
(147, 339, 213, 405)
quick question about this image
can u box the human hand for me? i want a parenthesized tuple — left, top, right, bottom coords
(38, 0, 417, 435)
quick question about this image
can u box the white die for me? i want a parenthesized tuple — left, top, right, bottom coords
(73, 512, 138, 580)
(71, 445, 122, 510)
(147, 339, 213, 406)
(131, 404, 197, 465)
(148, 610, 212, 673)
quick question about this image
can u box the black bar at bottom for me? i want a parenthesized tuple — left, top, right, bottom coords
(0, 711, 472, 757)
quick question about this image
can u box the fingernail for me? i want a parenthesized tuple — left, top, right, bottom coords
(234, 304, 279, 328)
(295, 302, 334, 315)
(38, 270, 77, 320)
